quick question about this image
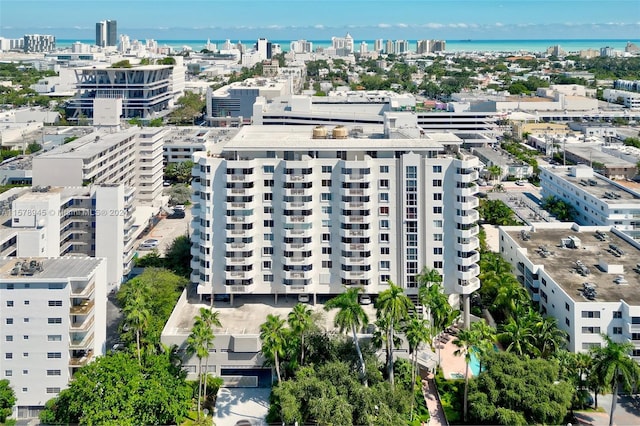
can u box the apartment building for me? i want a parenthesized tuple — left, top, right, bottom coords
(499, 223, 640, 360)
(0, 185, 137, 289)
(0, 256, 107, 418)
(95, 20, 117, 47)
(190, 125, 481, 325)
(540, 165, 640, 239)
(65, 63, 185, 122)
(23, 34, 55, 53)
(32, 128, 166, 204)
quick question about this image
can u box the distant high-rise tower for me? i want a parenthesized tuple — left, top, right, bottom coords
(96, 20, 117, 47)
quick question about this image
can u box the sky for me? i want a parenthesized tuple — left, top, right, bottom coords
(1, 0, 639, 40)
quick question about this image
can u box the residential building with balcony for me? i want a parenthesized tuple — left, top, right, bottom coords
(0, 256, 107, 418)
(540, 165, 640, 239)
(32, 127, 166, 205)
(499, 223, 640, 360)
(189, 124, 481, 325)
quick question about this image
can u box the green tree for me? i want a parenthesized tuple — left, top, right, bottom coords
(487, 165, 502, 182)
(260, 314, 288, 384)
(288, 303, 315, 366)
(325, 288, 369, 385)
(123, 295, 151, 364)
(403, 317, 431, 420)
(591, 335, 640, 426)
(197, 308, 221, 405)
(0, 379, 16, 423)
(376, 281, 413, 387)
(167, 184, 192, 205)
(479, 199, 520, 226)
(164, 235, 192, 278)
(453, 327, 479, 422)
(468, 352, 573, 425)
(39, 350, 191, 426)
(533, 316, 567, 358)
(542, 196, 576, 221)
(498, 307, 540, 358)
(186, 316, 214, 420)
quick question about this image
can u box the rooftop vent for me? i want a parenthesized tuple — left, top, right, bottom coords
(10, 260, 44, 276)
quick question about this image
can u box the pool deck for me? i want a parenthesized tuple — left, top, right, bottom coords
(435, 330, 475, 380)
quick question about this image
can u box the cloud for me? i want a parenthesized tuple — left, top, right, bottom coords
(422, 23, 444, 29)
(314, 24, 325, 29)
(397, 23, 408, 28)
(494, 22, 504, 27)
(377, 23, 391, 28)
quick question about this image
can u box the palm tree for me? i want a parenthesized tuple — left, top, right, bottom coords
(491, 275, 529, 319)
(186, 319, 213, 420)
(404, 317, 431, 421)
(288, 303, 314, 365)
(498, 311, 538, 358)
(591, 335, 640, 426)
(376, 280, 413, 387)
(488, 165, 502, 183)
(325, 288, 369, 385)
(453, 327, 480, 422)
(469, 320, 496, 372)
(122, 296, 151, 365)
(197, 308, 221, 400)
(533, 316, 567, 358)
(417, 267, 442, 322)
(259, 314, 287, 384)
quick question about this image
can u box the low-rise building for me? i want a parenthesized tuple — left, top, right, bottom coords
(499, 223, 640, 359)
(0, 256, 107, 418)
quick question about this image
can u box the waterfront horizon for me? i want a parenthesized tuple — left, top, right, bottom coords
(54, 38, 640, 54)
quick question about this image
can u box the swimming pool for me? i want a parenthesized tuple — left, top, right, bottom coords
(470, 345, 498, 376)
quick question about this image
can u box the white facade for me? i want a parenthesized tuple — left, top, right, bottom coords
(190, 125, 480, 323)
(540, 165, 640, 239)
(0, 257, 107, 418)
(499, 223, 640, 360)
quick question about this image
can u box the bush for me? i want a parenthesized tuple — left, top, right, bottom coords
(434, 369, 463, 424)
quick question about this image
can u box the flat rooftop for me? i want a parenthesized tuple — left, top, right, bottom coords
(224, 125, 461, 151)
(506, 227, 640, 304)
(543, 166, 640, 204)
(0, 256, 103, 280)
(164, 293, 378, 336)
(566, 146, 635, 168)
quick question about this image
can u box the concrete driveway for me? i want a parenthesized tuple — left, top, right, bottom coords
(137, 206, 191, 256)
(593, 393, 640, 426)
(214, 388, 270, 426)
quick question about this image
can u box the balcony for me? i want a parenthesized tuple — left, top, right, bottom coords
(70, 315, 95, 331)
(69, 350, 94, 367)
(225, 283, 257, 293)
(340, 270, 372, 280)
(284, 284, 310, 293)
(341, 187, 370, 196)
(340, 228, 371, 238)
(457, 170, 479, 183)
(229, 175, 248, 182)
(225, 270, 256, 280)
(284, 215, 308, 224)
(455, 265, 480, 281)
(454, 225, 479, 239)
(454, 276, 480, 294)
(344, 174, 366, 182)
(456, 210, 479, 225)
(282, 242, 309, 252)
(69, 333, 95, 349)
(69, 300, 95, 315)
(284, 188, 308, 196)
(284, 227, 311, 238)
(227, 257, 250, 264)
(70, 281, 95, 297)
(459, 196, 479, 210)
(458, 251, 480, 266)
(455, 237, 479, 252)
(228, 187, 246, 195)
(284, 270, 312, 280)
(283, 174, 312, 183)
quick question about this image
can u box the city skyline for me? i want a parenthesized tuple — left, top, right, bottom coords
(1, 0, 639, 40)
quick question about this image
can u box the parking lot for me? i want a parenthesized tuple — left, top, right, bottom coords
(137, 206, 192, 256)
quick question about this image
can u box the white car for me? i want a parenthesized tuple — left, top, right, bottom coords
(139, 239, 159, 250)
(359, 294, 372, 305)
(515, 180, 527, 186)
(173, 205, 185, 212)
(297, 294, 310, 303)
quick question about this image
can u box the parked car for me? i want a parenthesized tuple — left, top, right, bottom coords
(359, 294, 372, 305)
(515, 180, 527, 186)
(139, 239, 159, 250)
(173, 205, 185, 212)
(169, 210, 185, 219)
(298, 294, 310, 303)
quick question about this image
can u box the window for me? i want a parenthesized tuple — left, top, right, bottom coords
(380, 165, 389, 173)
(263, 165, 274, 173)
(47, 370, 61, 376)
(565, 303, 570, 311)
(380, 274, 391, 283)
(433, 193, 442, 201)
(432, 165, 442, 173)
(380, 247, 390, 255)
(613, 327, 622, 335)
(263, 274, 274, 282)
(433, 206, 442, 214)
(5, 353, 12, 359)
(380, 206, 389, 215)
(379, 179, 389, 188)
(47, 335, 62, 342)
(46, 387, 61, 394)
(321, 193, 332, 201)
(5, 318, 13, 325)
(23, 318, 29, 323)
(48, 300, 63, 307)
(433, 247, 443, 255)
(263, 193, 272, 201)
(581, 327, 601, 334)
(6, 301, 13, 307)
(22, 352, 28, 358)
(322, 206, 332, 214)
(432, 179, 442, 187)
(322, 260, 332, 268)
(22, 370, 28, 375)
(380, 261, 390, 270)
(262, 261, 272, 270)
(581, 311, 600, 318)
(47, 352, 62, 359)
(613, 311, 622, 319)
(379, 193, 389, 203)
(263, 247, 273, 256)
(48, 318, 62, 324)
(322, 166, 332, 173)
(433, 261, 443, 269)
(322, 179, 332, 187)
(406, 166, 417, 179)
(322, 233, 331, 242)
(23, 300, 29, 305)
(23, 335, 28, 340)
(264, 220, 274, 227)
(263, 233, 274, 241)
(4, 371, 11, 377)
(21, 388, 27, 393)
(264, 179, 274, 187)
(434, 234, 443, 241)
(433, 220, 443, 228)
(380, 219, 389, 229)
(263, 206, 273, 214)
(565, 318, 570, 326)
(5, 336, 12, 342)
(322, 247, 332, 255)
(380, 233, 389, 242)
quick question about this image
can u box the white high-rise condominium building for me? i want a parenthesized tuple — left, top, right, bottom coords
(290, 39, 313, 53)
(190, 125, 481, 324)
(0, 256, 107, 418)
(374, 39, 384, 53)
(331, 33, 354, 55)
(359, 41, 368, 54)
(23, 34, 55, 53)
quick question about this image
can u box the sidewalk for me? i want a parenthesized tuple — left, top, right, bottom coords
(422, 376, 448, 426)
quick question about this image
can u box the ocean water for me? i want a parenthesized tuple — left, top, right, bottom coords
(56, 38, 640, 54)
